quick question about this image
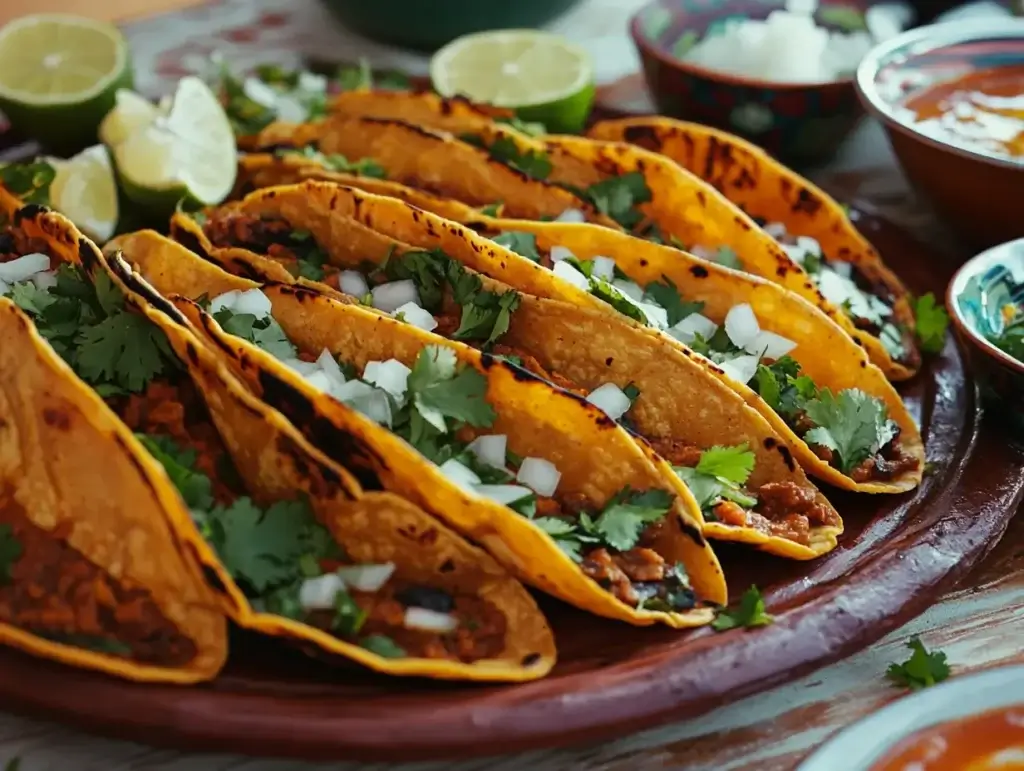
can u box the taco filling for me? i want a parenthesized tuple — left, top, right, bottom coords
(0, 236, 505, 664)
(493, 236, 919, 484)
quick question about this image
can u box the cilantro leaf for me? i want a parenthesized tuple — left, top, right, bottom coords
(136, 434, 216, 511)
(213, 309, 298, 360)
(405, 346, 496, 435)
(675, 445, 758, 512)
(643, 277, 703, 327)
(533, 517, 588, 561)
(0, 161, 56, 206)
(495, 116, 547, 136)
(377, 249, 449, 312)
(912, 293, 949, 354)
(593, 487, 674, 552)
(0, 525, 22, 584)
(75, 311, 174, 394)
(580, 172, 652, 230)
(360, 634, 407, 658)
(695, 444, 755, 485)
(453, 287, 521, 345)
(278, 146, 387, 179)
(485, 135, 552, 180)
(753, 364, 782, 412)
(712, 246, 743, 270)
(589, 278, 648, 324)
(886, 637, 950, 690)
(8, 280, 55, 315)
(803, 388, 896, 474)
(492, 231, 541, 263)
(478, 202, 502, 217)
(712, 585, 774, 631)
(336, 58, 373, 90)
(332, 587, 367, 635)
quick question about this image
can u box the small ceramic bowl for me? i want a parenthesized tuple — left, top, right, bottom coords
(948, 237, 1024, 428)
(798, 664, 1024, 770)
(629, 0, 870, 167)
(856, 19, 1024, 249)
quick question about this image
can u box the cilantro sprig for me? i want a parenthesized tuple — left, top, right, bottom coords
(712, 585, 774, 632)
(803, 388, 898, 474)
(912, 293, 949, 354)
(886, 637, 950, 690)
(492, 231, 541, 263)
(572, 172, 652, 230)
(462, 133, 552, 180)
(213, 307, 298, 360)
(0, 161, 56, 206)
(275, 145, 387, 179)
(675, 445, 758, 514)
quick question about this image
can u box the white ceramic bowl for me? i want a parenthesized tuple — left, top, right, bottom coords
(797, 664, 1024, 770)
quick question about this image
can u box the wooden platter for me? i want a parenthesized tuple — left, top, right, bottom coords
(0, 201, 1020, 763)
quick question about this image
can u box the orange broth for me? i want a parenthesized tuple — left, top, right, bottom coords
(903, 65, 1024, 159)
(870, 704, 1024, 771)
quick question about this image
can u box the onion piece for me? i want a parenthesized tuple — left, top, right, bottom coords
(298, 71, 328, 93)
(274, 94, 307, 123)
(748, 330, 797, 359)
(438, 458, 481, 491)
(830, 260, 853, 278)
(0, 253, 50, 283)
(466, 434, 507, 470)
(209, 290, 241, 314)
(554, 208, 586, 224)
(404, 607, 459, 633)
(363, 359, 411, 400)
(335, 563, 395, 592)
(371, 279, 419, 313)
(280, 357, 320, 376)
(670, 312, 718, 342)
(590, 256, 616, 281)
(795, 235, 822, 256)
(474, 484, 534, 506)
(242, 77, 279, 108)
(339, 270, 370, 299)
(763, 221, 788, 239)
(690, 244, 716, 260)
(719, 354, 760, 385)
(303, 369, 334, 394)
(549, 245, 576, 263)
(316, 348, 346, 388)
(298, 573, 345, 610)
(231, 288, 272, 318)
(612, 278, 644, 303)
(393, 301, 438, 332)
(32, 271, 57, 291)
(334, 379, 376, 402)
(517, 457, 561, 497)
(639, 302, 669, 330)
(724, 303, 761, 349)
(552, 260, 590, 291)
(586, 383, 633, 421)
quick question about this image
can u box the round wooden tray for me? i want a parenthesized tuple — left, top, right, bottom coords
(1, 204, 1022, 763)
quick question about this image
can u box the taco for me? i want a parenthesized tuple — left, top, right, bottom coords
(162, 192, 845, 560)
(170, 181, 922, 496)
(323, 90, 922, 380)
(105, 234, 730, 628)
(0, 299, 227, 683)
(0, 192, 555, 681)
(588, 118, 922, 381)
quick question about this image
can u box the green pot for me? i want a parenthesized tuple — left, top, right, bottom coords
(322, 0, 585, 51)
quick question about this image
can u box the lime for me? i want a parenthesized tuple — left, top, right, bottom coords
(430, 29, 596, 134)
(0, 14, 133, 153)
(104, 77, 237, 216)
(46, 144, 119, 243)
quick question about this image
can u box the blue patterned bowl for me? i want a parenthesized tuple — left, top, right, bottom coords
(948, 238, 1024, 427)
(629, 0, 870, 167)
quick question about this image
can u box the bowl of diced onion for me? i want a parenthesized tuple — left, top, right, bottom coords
(630, 0, 874, 165)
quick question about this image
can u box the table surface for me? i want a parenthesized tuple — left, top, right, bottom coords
(1, 1, 1022, 769)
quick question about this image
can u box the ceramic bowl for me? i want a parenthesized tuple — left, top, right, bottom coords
(629, 0, 870, 167)
(856, 19, 1024, 249)
(948, 237, 1024, 428)
(321, 0, 584, 52)
(798, 664, 1024, 770)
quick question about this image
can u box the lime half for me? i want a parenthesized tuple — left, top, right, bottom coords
(0, 14, 133, 153)
(105, 77, 237, 216)
(46, 144, 119, 243)
(430, 29, 596, 134)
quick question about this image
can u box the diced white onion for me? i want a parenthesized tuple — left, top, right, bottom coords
(242, 77, 279, 108)
(549, 245, 576, 263)
(466, 434, 508, 470)
(474, 484, 534, 506)
(719, 354, 760, 385)
(404, 607, 459, 633)
(281, 357, 320, 376)
(334, 563, 395, 592)
(298, 573, 346, 610)
(209, 289, 241, 314)
(334, 379, 375, 402)
(303, 369, 334, 393)
(316, 348, 346, 388)
(339, 270, 370, 298)
(552, 260, 590, 291)
(831, 260, 853, 278)
(590, 256, 616, 281)
(438, 458, 481, 491)
(0, 253, 50, 283)
(690, 244, 716, 260)
(232, 288, 272, 318)
(586, 383, 633, 421)
(763, 221, 788, 239)
(554, 208, 586, 224)
(32, 271, 57, 290)
(353, 389, 393, 426)
(371, 279, 419, 313)
(795, 235, 822, 256)
(517, 457, 561, 497)
(393, 301, 438, 332)
(748, 330, 797, 359)
(639, 302, 669, 330)
(670, 312, 718, 342)
(363, 359, 411, 401)
(724, 303, 761, 349)
(612, 278, 644, 303)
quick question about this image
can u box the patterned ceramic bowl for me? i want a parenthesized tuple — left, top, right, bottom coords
(629, 0, 870, 167)
(948, 237, 1024, 429)
(856, 20, 1024, 249)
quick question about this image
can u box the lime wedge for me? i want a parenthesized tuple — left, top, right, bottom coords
(99, 89, 161, 147)
(430, 30, 596, 134)
(104, 77, 237, 216)
(46, 144, 119, 243)
(0, 14, 133, 153)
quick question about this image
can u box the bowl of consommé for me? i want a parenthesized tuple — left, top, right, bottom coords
(856, 19, 1024, 250)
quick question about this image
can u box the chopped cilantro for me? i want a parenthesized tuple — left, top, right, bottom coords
(495, 116, 547, 136)
(360, 633, 407, 658)
(0, 161, 56, 206)
(713, 246, 743, 271)
(335, 58, 410, 91)
(712, 585, 774, 631)
(478, 202, 503, 217)
(912, 293, 949, 354)
(332, 587, 367, 635)
(453, 286, 521, 345)
(136, 434, 215, 510)
(802, 250, 822, 275)
(276, 145, 386, 179)
(643, 277, 703, 327)
(886, 637, 950, 690)
(588, 276, 648, 324)
(0, 525, 21, 584)
(532, 516, 594, 561)
(675, 444, 757, 512)
(375, 248, 448, 311)
(622, 382, 641, 402)
(803, 388, 897, 474)
(484, 135, 552, 180)
(576, 172, 652, 230)
(749, 356, 808, 418)
(492, 231, 541, 263)
(213, 307, 298, 360)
